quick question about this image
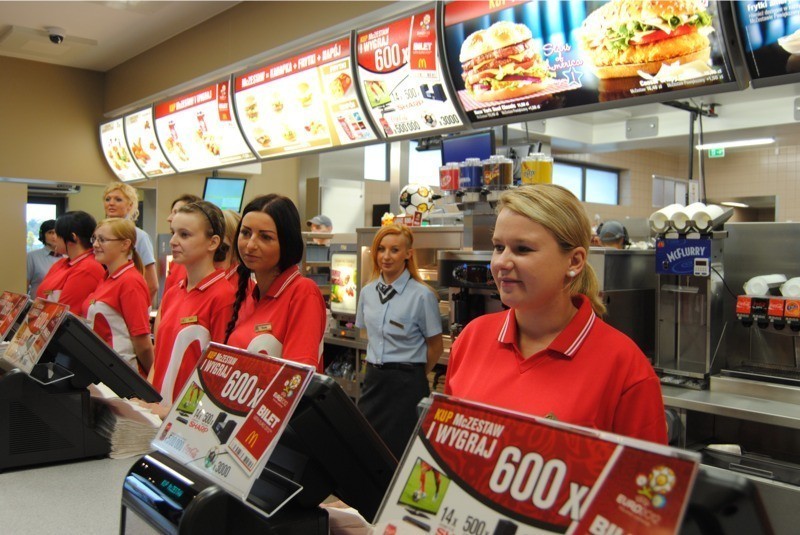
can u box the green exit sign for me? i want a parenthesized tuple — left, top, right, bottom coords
(708, 148, 725, 158)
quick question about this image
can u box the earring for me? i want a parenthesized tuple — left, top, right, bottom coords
(568, 270, 576, 278)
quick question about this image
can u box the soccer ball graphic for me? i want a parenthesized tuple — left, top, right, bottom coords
(399, 183, 434, 216)
(412, 490, 426, 502)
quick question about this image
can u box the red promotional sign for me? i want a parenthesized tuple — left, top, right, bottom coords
(0, 291, 30, 340)
(356, 16, 412, 73)
(2, 299, 69, 374)
(408, 10, 437, 74)
(155, 84, 218, 119)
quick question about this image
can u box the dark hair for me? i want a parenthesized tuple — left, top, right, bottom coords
(55, 211, 96, 249)
(224, 194, 303, 342)
(38, 219, 56, 244)
(176, 201, 229, 263)
(171, 193, 202, 210)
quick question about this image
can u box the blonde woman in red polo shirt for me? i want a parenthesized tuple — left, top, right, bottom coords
(83, 218, 153, 377)
(445, 184, 667, 444)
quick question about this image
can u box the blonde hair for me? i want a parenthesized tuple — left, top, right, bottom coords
(497, 184, 606, 315)
(222, 209, 242, 265)
(369, 224, 436, 297)
(103, 182, 139, 221)
(95, 217, 144, 274)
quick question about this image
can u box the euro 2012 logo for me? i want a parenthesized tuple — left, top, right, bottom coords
(636, 466, 676, 509)
(282, 374, 302, 397)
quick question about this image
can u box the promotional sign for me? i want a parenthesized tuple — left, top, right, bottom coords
(123, 107, 176, 177)
(734, 0, 800, 87)
(442, 0, 736, 124)
(2, 299, 69, 374)
(330, 252, 358, 316)
(356, 7, 464, 138)
(655, 238, 713, 276)
(154, 80, 256, 173)
(375, 395, 699, 534)
(151, 343, 314, 510)
(233, 36, 377, 159)
(100, 118, 146, 182)
(0, 291, 30, 340)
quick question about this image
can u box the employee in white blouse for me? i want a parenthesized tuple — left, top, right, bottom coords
(26, 219, 61, 297)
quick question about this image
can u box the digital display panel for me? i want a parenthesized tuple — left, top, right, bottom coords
(203, 177, 247, 212)
(154, 80, 256, 173)
(330, 252, 358, 317)
(441, 130, 495, 164)
(123, 107, 175, 177)
(734, 0, 800, 87)
(356, 6, 464, 138)
(234, 36, 378, 159)
(100, 118, 145, 182)
(442, 0, 738, 124)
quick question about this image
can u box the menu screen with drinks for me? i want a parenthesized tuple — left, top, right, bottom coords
(356, 7, 464, 139)
(124, 107, 176, 177)
(233, 36, 378, 159)
(734, 0, 800, 87)
(154, 80, 256, 173)
(100, 118, 145, 182)
(442, 0, 738, 125)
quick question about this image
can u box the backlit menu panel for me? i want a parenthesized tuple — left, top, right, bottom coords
(234, 36, 377, 158)
(100, 118, 145, 182)
(154, 80, 256, 173)
(123, 107, 175, 177)
(356, 6, 463, 139)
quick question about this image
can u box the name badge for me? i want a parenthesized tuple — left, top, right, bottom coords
(181, 316, 198, 325)
(255, 323, 272, 333)
(389, 320, 404, 329)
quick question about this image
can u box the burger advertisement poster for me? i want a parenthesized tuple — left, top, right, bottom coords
(152, 343, 314, 515)
(154, 81, 256, 173)
(234, 37, 377, 159)
(356, 8, 464, 139)
(442, 0, 736, 124)
(374, 394, 699, 534)
(735, 0, 800, 86)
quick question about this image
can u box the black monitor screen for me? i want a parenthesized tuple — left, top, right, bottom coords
(203, 177, 247, 212)
(733, 0, 800, 88)
(441, 130, 494, 165)
(260, 374, 397, 522)
(42, 313, 161, 402)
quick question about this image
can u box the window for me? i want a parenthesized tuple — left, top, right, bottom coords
(26, 196, 65, 253)
(553, 161, 619, 204)
(652, 175, 688, 207)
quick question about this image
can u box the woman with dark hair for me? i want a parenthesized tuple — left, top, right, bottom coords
(224, 194, 326, 371)
(163, 193, 203, 295)
(150, 201, 235, 405)
(36, 210, 105, 316)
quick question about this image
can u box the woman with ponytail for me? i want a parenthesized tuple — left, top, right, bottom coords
(224, 194, 326, 371)
(445, 184, 667, 444)
(83, 218, 153, 377)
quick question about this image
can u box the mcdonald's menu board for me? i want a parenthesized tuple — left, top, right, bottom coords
(442, 0, 736, 124)
(100, 118, 145, 182)
(734, 0, 800, 87)
(356, 7, 463, 139)
(124, 107, 175, 177)
(154, 81, 256, 173)
(234, 36, 377, 158)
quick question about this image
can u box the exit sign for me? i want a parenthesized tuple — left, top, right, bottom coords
(708, 148, 725, 158)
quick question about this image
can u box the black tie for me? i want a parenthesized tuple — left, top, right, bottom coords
(377, 282, 396, 304)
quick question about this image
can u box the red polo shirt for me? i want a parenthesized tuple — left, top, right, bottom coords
(153, 269, 235, 403)
(446, 294, 667, 444)
(227, 266, 326, 371)
(36, 250, 105, 316)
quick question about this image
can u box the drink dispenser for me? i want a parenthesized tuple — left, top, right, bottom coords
(438, 251, 505, 337)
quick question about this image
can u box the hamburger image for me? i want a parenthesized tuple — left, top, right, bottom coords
(579, 0, 713, 79)
(297, 82, 312, 107)
(459, 20, 554, 102)
(244, 95, 258, 121)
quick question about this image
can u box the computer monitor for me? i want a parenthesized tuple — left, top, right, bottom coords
(261, 374, 397, 523)
(329, 251, 358, 323)
(41, 312, 161, 402)
(203, 177, 247, 212)
(440, 130, 495, 165)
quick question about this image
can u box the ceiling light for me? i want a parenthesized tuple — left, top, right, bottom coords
(720, 201, 749, 208)
(695, 138, 775, 150)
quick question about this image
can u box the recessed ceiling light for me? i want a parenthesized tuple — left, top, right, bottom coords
(720, 201, 749, 208)
(695, 138, 775, 150)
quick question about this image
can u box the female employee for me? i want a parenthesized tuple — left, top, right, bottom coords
(356, 224, 443, 458)
(163, 193, 202, 295)
(224, 194, 326, 370)
(36, 211, 105, 315)
(220, 209, 242, 289)
(445, 184, 667, 444)
(102, 182, 158, 301)
(82, 218, 153, 377)
(150, 201, 235, 404)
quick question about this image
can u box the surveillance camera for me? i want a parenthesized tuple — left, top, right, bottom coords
(46, 27, 65, 45)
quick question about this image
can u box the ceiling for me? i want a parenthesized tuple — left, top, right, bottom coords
(2, 1, 799, 157)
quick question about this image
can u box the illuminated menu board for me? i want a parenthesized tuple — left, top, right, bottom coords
(100, 118, 145, 182)
(123, 107, 175, 177)
(234, 36, 377, 158)
(734, 0, 800, 88)
(154, 80, 256, 173)
(356, 7, 463, 138)
(442, 0, 737, 124)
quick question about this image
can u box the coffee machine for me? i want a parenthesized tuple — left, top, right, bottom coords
(438, 251, 505, 338)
